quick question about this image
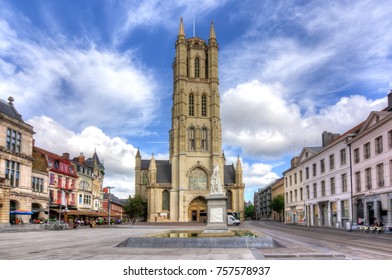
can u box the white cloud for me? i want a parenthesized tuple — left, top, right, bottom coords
(222, 80, 387, 160)
(29, 116, 137, 199)
(0, 17, 159, 138)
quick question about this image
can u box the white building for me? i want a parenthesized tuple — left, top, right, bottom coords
(284, 91, 392, 229)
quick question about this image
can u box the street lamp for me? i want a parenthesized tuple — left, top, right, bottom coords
(106, 187, 115, 225)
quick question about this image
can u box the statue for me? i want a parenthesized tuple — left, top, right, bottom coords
(210, 164, 222, 194)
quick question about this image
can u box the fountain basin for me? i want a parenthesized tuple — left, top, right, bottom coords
(117, 230, 278, 248)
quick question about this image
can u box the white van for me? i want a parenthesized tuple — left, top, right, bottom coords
(227, 215, 240, 226)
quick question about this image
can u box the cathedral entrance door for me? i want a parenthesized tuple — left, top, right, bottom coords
(188, 196, 207, 222)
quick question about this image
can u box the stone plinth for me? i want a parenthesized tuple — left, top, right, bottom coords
(199, 193, 234, 237)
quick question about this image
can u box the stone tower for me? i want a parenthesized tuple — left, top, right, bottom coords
(135, 18, 244, 222)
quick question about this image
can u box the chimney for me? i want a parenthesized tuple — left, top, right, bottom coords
(322, 131, 341, 147)
(78, 152, 85, 163)
(62, 152, 70, 160)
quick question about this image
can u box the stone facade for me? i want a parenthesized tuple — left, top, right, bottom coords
(135, 19, 245, 222)
(0, 97, 36, 226)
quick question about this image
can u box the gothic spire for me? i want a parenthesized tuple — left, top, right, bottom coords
(178, 17, 185, 38)
(209, 20, 216, 40)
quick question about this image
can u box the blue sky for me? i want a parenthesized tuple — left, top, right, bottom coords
(1, 0, 391, 202)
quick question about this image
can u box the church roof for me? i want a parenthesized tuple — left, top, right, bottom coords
(141, 160, 236, 185)
(224, 165, 236, 184)
(141, 159, 172, 183)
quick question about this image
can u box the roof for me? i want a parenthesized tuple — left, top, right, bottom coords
(141, 160, 236, 185)
(104, 193, 124, 206)
(0, 97, 23, 122)
(224, 165, 236, 184)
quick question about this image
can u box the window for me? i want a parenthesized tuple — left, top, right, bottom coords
(306, 185, 310, 200)
(354, 148, 360, 164)
(83, 194, 91, 205)
(79, 194, 83, 204)
(321, 181, 326, 196)
(299, 170, 303, 182)
(305, 167, 309, 179)
(194, 57, 200, 77)
(6, 128, 21, 153)
(162, 190, 170, 210)
(330, 177, 336, 195)
(320, 159, 325, 173)
(375, 136, 383, 154)
(389, 130, 392, 149)
(300, 188, 303, 201)
(342, 173, 347, 192)
(294, 173, 297, 184)
(313, 183, 317, 198)
(329, 154, 335, 170)
(201, 128, 208, 151)
(289, 175, 292, 186)
(355, 172, 361, 192)
(340, 149, 346, 165)
(294, 190, 297, 202)
(312, 163, 317, 177)
(365, 168, 372, 189)
(5, 160, 20, 187)
(290, 191, 293, 203)
(342, 200, 349, 217)
(32, 177, 43, 192)
(376, 163, 384, 188)
(188, 127, 195, 151)
(189, 93, 194, 116)
(201, 94, 207, 117)
(364, 142, 371, 159)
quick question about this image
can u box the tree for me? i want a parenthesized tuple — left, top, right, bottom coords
(270, 194, 285, 221)
(123, 195, 147, 220)
(244, 204, 255, 219)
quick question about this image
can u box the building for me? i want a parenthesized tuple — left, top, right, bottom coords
(135, 18, 245, 222)
(349, 93, 392, 226)
(33, 148, 78, 220)
(72, 152, 105, 212)
(103, 190, 125, 223)
(271, 177, 284, 222)
(0, 97, 37, 226)
(283, 91, 392, 228)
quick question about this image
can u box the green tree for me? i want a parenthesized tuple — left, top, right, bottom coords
(123, 195, 147, 220)
(270, 194, 285, 221)
(244, 204, 255, 219)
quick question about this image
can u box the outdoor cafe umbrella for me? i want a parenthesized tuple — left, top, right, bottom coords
(10, 210, 34, 215)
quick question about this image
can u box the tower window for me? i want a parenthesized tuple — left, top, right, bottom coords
(162, 190, 170, 210)
(189, 93, 194, 116)
(188, 127, 195, 151)
(195, 57, 200, 78)
(201, 128, 208, 151)
(201, 94, 207, 117)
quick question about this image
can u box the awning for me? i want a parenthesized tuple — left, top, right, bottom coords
(50, 209, 109, 217)
(10, 210, 34, 215)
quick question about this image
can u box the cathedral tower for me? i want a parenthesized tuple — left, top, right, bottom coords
(135, 19, 244, 222)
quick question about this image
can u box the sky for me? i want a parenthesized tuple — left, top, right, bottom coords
(1, 0, 392, 202)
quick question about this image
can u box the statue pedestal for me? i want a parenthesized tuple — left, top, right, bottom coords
(199, 194, 234, 237)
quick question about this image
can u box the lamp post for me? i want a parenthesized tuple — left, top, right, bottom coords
(106, 187, 115, 225)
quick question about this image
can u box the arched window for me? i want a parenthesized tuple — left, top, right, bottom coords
(189, 93, 194, 116)
(195, 57, 200, 78)
(189, 168, 208, 190)
(189, 127, 195, 151)
(201, 94, 207, 117)
(201, 128, 208, 151)
(162, 190, 170, 210)
(226, 190, 233, 210)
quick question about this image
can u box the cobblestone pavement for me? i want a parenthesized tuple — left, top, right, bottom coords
(0, 221, 390, 260)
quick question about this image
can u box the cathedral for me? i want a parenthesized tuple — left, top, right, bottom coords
(135, 18, 245, 222)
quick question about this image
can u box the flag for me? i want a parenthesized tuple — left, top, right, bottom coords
(61, 190, 67, 206)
